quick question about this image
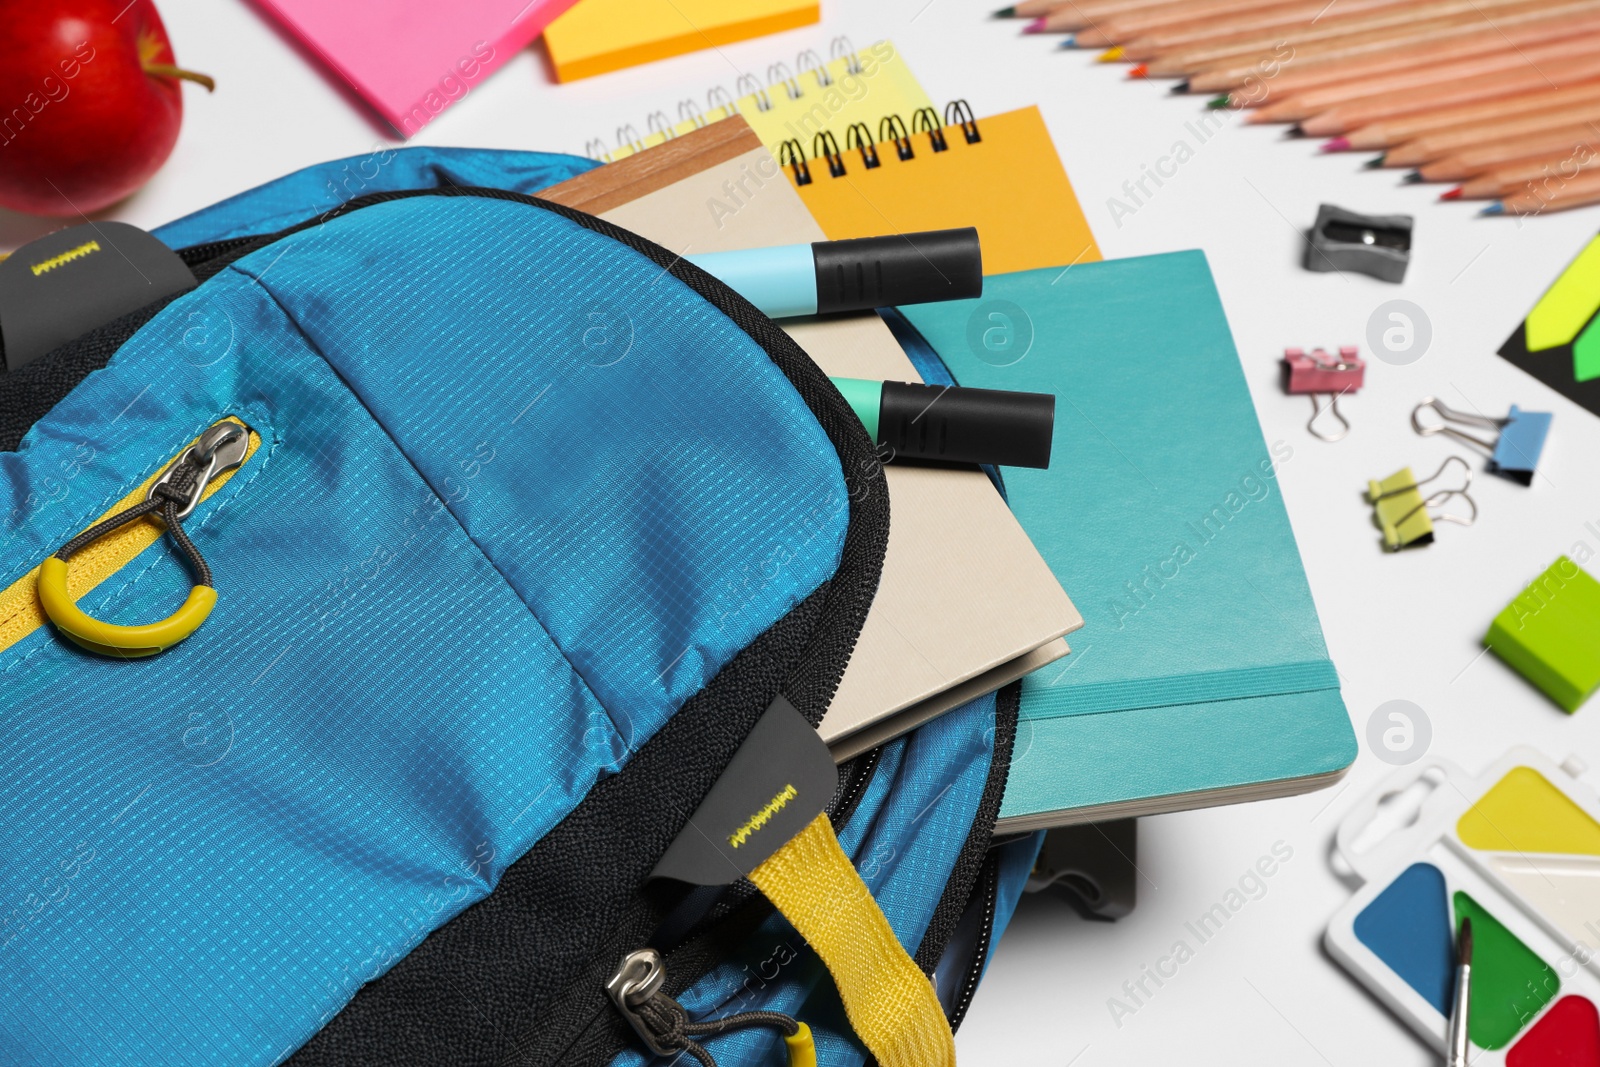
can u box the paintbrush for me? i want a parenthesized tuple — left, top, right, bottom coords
(1447, 917, 1473, 1067)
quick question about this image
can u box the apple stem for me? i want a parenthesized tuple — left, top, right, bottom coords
(142, 64, 216, 92)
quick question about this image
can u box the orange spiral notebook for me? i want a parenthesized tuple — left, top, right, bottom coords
(782, 104, 1100, 276)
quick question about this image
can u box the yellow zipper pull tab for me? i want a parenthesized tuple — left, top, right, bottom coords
(37, 419, 249, 658)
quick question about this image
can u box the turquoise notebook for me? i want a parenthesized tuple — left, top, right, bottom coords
(899, 251, 1357, 830)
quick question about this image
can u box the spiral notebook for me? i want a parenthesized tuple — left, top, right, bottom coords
(585, 40, 932, 164)
(784, 104, 1101, 276)
(538, 117, 1084, 756)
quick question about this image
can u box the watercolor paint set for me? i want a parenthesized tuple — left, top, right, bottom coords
(1327, 748, 1600, 1064)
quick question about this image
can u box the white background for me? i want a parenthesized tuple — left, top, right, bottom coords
(6, 2, 1600, 1064)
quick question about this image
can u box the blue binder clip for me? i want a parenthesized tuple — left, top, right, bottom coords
(1412, 398, 1551, 486)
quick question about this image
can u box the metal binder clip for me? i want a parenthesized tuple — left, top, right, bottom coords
(1412, 398, 1551, 486)
(1283, 346, 1365, 442)
(1306, 204, 1412, 283)
(1367, 456, 1477, 552)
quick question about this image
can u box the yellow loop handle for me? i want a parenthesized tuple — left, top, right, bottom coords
(750, 813, 956, 1067)
(37, 556, 216, 658)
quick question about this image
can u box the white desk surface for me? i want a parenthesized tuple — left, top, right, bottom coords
(8, 3, 1600, 1064)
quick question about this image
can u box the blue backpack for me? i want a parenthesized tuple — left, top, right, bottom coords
(0, 148, 1040, 1067)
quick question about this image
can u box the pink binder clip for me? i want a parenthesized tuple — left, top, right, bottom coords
(1282, 346, 1365, 442)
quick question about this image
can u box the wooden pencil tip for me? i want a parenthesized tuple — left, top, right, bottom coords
(1403, 171, 1424, 184)
(1441, 187, 1464, 201)
(1097, 46, 1126, 62)
(1023, 16, 1047, 33)
(1207, 94, 1230, 110)
(1170, 80, 1190, 94)
(993, 5, 1017, 16)
(1128, 63, 1149, 79)
(1287, 124, 1305, 137)
(1321, 137, 1351, 152)
(1363, 154, 1386, 169)
(1481, 202, 1506, 216)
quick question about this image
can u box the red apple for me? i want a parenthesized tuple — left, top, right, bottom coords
(0, 0, 212, 216)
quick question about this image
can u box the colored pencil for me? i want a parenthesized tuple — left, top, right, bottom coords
(1141, 0, 1584, 75)
(1380, 104, 1600, 166)
(1145, 0, 1600, 78)
(1337, 82, 1600, 149)
(1192, 30, 1511, 95)
(1491, 167, 1600, 212)
(1450, 151, 1600, 197)
(1032, 0, 1307, 35)
(1075, 0, 1410, 50)
(1297, 61, 1600, 137)
(1249, 50, 1600, 126)
(1224, 32, 1600, 113)
(1418, 123, 1600, 181)
(1113, 0, 1503, 59)
(1004, 0, 1204, 25)
(1185, 8, 1600, 91)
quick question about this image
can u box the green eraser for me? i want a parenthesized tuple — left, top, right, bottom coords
(1486, 556, 1600, 713)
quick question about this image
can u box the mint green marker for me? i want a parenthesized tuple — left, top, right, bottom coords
(829, 376, 1055, 469)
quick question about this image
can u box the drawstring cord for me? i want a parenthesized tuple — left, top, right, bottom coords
(634, 993, 807, 1067)
(54, 462, 213, 584)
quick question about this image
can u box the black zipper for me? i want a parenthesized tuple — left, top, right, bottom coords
(949, 850, 1002, 1032)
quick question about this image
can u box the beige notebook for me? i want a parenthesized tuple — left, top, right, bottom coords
(541, 119, 1082, 757)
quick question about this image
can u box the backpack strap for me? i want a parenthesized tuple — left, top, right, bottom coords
(750, 812, 957, 1067)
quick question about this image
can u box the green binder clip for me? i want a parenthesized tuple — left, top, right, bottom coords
(1486, 557, 1600, 712)
(1367, 456, 1477, 551)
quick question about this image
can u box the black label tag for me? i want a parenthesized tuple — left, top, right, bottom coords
(650, 695, 838, 886)
(0, 222, 197, 373)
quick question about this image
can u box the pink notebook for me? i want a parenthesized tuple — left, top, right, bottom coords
(253, 0, 581, 136)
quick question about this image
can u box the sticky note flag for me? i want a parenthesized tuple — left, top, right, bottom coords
(1527, 236, 1600, 353)
(1498, 233, 1600, 415)
(1486, 557, 1600, 712)
(1577, 314, 1600, 383)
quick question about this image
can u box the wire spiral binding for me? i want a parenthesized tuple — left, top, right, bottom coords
(736, 72, 773, 112)
(880, 115, 915, 162)
(846, 123, 880, 169)
(797, 49, 832, 87)
(767, 61, 803, 102)
(775, 101, 984, 185)
(814, 131, 846, 178)
(646, 111, 676, 142)
(779, 140, 812, 186)
(912, 107, 948, 153)
(584, 37, 876, 160)
(946, 100, 982, 145)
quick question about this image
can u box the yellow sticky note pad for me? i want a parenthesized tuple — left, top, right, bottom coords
(545, 0, 820, 83)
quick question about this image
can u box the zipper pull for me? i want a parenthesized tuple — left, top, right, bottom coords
(37, 418, 252, 657)
(605, 948, 815, 1067)
(147, 421, 248, 520)
(606, 949, 673, 1057)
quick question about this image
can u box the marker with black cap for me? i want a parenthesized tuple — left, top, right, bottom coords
(685, 227, 983, 319)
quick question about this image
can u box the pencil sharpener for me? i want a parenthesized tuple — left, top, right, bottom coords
(1305, 204, 1412, 283)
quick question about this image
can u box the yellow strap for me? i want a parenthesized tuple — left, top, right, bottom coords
(749, 813, 955, 1067)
